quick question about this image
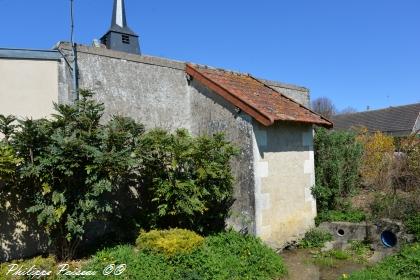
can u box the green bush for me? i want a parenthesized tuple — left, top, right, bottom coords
(316, 209, 366, 225)
(5, 90, 145, 260)
(136, 229, 204, 256)
(312, 128, 363, 213)
(298, 228, 332, 248)
(84, 245, 180, 280)
(345, 243, 420, 280)
(84, 231, 286, 280)
(0, 90, 239, 260)
(175, 231, 287, 280)
(137, 129, 238, 234)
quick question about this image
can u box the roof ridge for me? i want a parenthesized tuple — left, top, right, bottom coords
(188, 63, 251, 77)
(335, 102, 420, 117)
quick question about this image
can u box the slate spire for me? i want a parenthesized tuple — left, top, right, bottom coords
(100, 0, 141, 54)
(112, 0, 127, 29)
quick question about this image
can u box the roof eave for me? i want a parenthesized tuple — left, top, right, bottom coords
(186, 64, 274, 126)
(187, 64, 334, 128)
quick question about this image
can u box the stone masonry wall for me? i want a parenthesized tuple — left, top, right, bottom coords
(253, 122, 316, 248)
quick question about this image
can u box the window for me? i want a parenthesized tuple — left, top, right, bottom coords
(122, 34, 130, 44)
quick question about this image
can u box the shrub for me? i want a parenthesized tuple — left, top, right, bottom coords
(84, 245, 180, 280)
(316, 209, 366, 225)
(1, 90, 239, 260)
(175, 231, 286, 280)
(298, 228, 332, 248)
(345, 243, 420, 280)
(136, 229, 204, 256)
(312, 128, 363, 212)
(5, 90, 144, 260)
(357, 130, 395, 189)
(84, 231, 287, 280)
(137, 129, 238, 234)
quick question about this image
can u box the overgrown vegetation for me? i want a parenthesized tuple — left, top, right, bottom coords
(313, 241, 372, 268)
(315, 209, 366, 225)
(0, 90, 238, 260)
(84, 230, 287, 280)
(344, 243, 420, 279)
(298, 228, 332, 248)
(313, 128, 419, 239)
(356, 129, 395, 189)
(312, 128, 363, 214)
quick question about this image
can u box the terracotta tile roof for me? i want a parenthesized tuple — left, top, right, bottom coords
(186, 64, 332, 127)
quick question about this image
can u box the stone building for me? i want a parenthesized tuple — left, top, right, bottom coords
(0, 0, 332, 260)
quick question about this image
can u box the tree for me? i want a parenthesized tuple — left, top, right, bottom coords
(311, 97, 336, 119)
(14, 90, 144, 260)
(339, 107, 358, 115)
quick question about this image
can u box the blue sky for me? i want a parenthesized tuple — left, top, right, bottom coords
(0, 0, 419, 112)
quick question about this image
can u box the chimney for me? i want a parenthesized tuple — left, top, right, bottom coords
(100, 0, 141, 54)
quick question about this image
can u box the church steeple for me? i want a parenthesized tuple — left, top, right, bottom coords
(100, 0, 141, 55)
(112, 0, 127, 29)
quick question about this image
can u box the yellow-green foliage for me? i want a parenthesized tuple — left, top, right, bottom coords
(0, 256, 57, 280)
(0, 143, 21, 181)
(357, 129, 395, 188)
(136, 228, 204, 257)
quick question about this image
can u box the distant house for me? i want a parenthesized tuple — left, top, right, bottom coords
(332, 103, 420, 136)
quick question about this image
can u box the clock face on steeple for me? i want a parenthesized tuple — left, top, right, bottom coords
(100, 0, 141, 55)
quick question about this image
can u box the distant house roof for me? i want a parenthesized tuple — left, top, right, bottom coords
(332, 103, 420, 136)
(186, 64, 332, 127)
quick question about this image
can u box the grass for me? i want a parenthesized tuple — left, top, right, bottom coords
(312, 240, 372, 268)
(313, 249, 351, 267)
(83, 230, 287, 280)
(298, 228, 333, 248)
(405, 213, 420, 241)
(315, 209, 366, 225)
(0, 230, 285, 280)
(343, 243, 420, 280)
(0, 256, 86, 280)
